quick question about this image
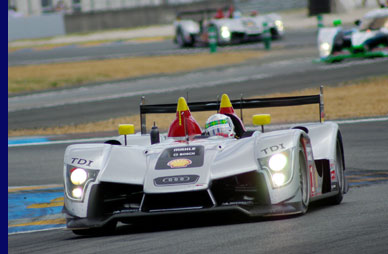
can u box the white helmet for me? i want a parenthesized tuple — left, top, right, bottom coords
(205, 114, 235, 138)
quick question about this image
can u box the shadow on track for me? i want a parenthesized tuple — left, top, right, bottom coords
(66, 201, 338, 239)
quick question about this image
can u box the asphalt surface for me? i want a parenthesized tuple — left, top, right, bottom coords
(8, 43, 388, 130)
(8, 29, 317, 66)
(7, 177, 388, 254)
(7, 119, 388, 253)
(8, 23, 388, 253)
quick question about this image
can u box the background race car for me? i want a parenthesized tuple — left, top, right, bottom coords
(173, 6, 284, 47)
(318, 8, 388, 63)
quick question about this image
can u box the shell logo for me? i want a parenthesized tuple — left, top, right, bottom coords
(167, 159, 192, 169)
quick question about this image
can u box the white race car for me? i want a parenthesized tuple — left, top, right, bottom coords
(63, 90, 348, 235)
(318, 8, 388, 62)
(173, 7, 284, 47)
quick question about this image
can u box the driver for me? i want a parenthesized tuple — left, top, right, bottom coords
(205, 114, 235, 138)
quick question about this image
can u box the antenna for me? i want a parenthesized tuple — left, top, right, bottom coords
(216, 95, 220, 113)
(183, 111, 189, 144)
(240, 93, 244, 123)
(320, 85, 325, 123)
(140, 96, 146, 134)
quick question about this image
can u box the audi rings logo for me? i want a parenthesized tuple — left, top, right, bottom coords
(154, 175, 199, 186)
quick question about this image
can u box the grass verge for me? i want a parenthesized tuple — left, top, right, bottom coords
(8, 50, 262, 94)
(8, 76, 388, 137)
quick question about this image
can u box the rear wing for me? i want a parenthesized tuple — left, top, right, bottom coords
(139, 86, 325, 134)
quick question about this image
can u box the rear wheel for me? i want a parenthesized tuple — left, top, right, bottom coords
(176, 29, 194, 48)
(176, 30, 186, 48)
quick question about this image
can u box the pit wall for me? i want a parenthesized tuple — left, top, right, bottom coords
(8, 13, 66, 42)
(64, 0, 233, 34)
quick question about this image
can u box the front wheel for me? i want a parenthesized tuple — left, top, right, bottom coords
(325, 133, 346, 205)
(298, 147, 310, 214)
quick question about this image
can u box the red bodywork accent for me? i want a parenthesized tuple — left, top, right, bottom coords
(214, 9, 224, 19)
(219, 106, 234, 115)
(219, 105, 247, 133)
(167, 110, 202, 137)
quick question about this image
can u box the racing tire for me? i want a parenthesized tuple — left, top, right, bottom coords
(325, 133, 345, 205)
(176, 29, 193, 48)
(298, 147, 310, 214)
(72, 221, 117, 236)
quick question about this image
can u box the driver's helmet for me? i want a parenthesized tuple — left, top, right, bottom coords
(205, 114, 235, 138)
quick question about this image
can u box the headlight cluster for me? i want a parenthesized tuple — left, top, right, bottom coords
(220, 26, 231, 39)
(319, 42, 332, 57)
(65, 165, 99, 201)
(275, 20, 284, 32)
(259, 150, 293, 188)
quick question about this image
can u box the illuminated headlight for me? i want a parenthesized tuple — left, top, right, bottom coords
(72, 187, 83, 199)
(275, 20, 284, 32)
(269, 153, 288, 171)
(319, 42, 332, 57)
(272, 173, 286, 187)
(65, 165, 99, 201)
(220, 26, 231, 39)
(259, 150, 293, 188)
(70, 168, 87, 185)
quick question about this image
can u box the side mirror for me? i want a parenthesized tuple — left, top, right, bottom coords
(119, 124, 135, 145)
(119, 124, 135, 135)
(252, 114, 271, 132)
(354, 19, 361, 26)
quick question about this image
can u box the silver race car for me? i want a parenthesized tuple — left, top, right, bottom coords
(318, 8, 388, 62)
(173, 7, 284, 47)
(63, 89, 348, 235)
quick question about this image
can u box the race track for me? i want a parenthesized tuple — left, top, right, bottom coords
(8, 30, 316, 66)
(8, 50, 388, 130)
(8, 28, 388, 253)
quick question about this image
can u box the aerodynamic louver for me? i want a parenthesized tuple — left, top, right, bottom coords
(98, 182, 144, 215)
(211, 171, 271, 207)
(141, 190, 214, 212)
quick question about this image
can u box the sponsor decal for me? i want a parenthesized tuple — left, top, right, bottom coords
(167, 159, 192, 169)
(113, 209, 139, 214)
(155, 146, 204, 170)
(171, 146, 198, 157)
(261, 143, 285, 155)
(222, 201, 254, 206)
(330, 163, 337, 181)
(154, 175, 200, 186)
(309, 164, 316, 196)
(71, 158, 93, 167)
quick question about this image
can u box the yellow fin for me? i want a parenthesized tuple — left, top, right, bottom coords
(220, 94, 233, 108)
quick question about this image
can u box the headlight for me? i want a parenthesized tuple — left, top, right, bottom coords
(220, 26, 231, 39)
(268, 153, 288, 171)
(272, 173, 286, 187)
(70, 168, 87, 185)
(72, 187, 84, 199)
(65, 165, 99, 201)
(259, 150, 293, 188)
(319, 42, 332, 57)
(275, 20, 284, 32)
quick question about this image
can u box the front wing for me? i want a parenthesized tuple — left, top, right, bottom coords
(64, 169, 305, 230)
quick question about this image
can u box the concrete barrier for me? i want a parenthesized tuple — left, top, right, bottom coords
(64, 0, 232, 34)
(331, 0, 381, 13)
(8, 13, 66, 42)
